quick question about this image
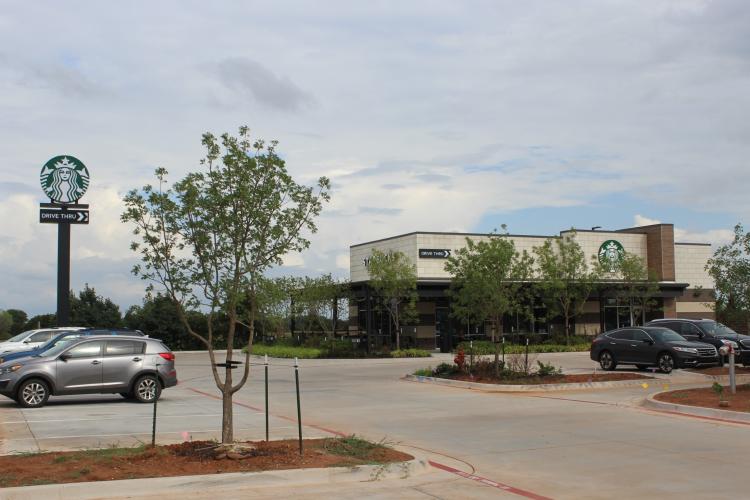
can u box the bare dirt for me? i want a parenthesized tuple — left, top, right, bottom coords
(448, 372, 651, 385)
(655, 384, 750, 413)
(688, 366, 750, 376)
(0, 438, 413, 488)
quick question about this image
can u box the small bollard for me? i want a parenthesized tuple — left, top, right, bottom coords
(729, 346, 737, 395)
(264, 354, 268, 442)
(294, 357, 303, 456)
(524, 338, 529, 374)
(152, 364, 159, 447)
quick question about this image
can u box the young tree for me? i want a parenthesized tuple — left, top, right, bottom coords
(707, 223, 750, 328)
(445, 235, 534, 342)
(533, 233, 601, 344)
(122, 126, 330, 443)
(616, 253, 660, 325)
(367, 250, 418, 350)
(250, 276, 294, 342)
(22, 314, 57, 331)
(0, 311, 13, 340)
(70, 284, 123, 327)
(5, 309, 28, 335)
(292, 274, 349, 337)
(125, 294, 205, 350)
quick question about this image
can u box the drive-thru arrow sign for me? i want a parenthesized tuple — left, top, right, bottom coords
(39, 208, 89, 224)
(419, 248, 451, 258)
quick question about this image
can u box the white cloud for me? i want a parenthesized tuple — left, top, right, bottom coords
(632, 215, 734, 246)
(0, 1, 748, 313)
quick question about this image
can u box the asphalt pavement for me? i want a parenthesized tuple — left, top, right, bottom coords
(0, 351, 746, 499)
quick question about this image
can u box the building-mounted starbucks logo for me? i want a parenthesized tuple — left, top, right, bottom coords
(598, 239, 625, 271)
(40, 155, 90, 204)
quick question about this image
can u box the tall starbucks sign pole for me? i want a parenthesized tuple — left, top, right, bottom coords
(39, 156, 90, 326)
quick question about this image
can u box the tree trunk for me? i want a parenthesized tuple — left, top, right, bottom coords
(221, 384, 233, 443)
(221, 358, 234, 443)
(564, 315, 570, 346)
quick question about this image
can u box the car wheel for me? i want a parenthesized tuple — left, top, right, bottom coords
(599, 351, 617, 371)
(636, 365, 649, 371)
(17, 379, 50, 408)
(133, 375, 161, 403)
(658, 353, 675, 374)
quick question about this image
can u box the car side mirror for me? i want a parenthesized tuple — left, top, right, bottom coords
(59, 353, 71, 361)
(23, 340, 32, 344)
(643, 339, 654, 345)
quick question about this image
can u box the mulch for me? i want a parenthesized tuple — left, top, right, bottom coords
(654, 384, 750, 413)
(687, 366, 750, 376)
(448, 373, 651, 385)
(0, 439, 412, 488)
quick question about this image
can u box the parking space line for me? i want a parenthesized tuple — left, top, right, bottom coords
(8, 427, 298, 441)
(2, 413, 230, 424)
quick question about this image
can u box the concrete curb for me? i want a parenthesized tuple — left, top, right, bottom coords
(0, 454, 429, 499)
(687, 373, 750, 383)
(403, 374, 654, 392)
(643, 392, 750, 423)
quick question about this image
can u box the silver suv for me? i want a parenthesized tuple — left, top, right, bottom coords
(0, 336, 177, 408)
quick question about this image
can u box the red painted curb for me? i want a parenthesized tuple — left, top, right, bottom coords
(428, 461, 553, 500)
(188, 386, 551, 499)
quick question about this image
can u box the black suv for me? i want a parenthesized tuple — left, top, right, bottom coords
(645, 319, 750, 366)
(590, 326, 719, 373)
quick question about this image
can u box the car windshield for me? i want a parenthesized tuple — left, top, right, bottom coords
(38, 334, 82, 352)
(37, 338, 81, 358)
(5, 330, 35, 343)
(648, 329, 686, 342)
(698, 321, 737, 336)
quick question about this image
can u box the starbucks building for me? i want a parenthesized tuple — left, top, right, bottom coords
(348, 224, 715, 352)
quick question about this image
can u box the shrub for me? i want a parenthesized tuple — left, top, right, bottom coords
(413, 367, 433, 376)
(434, 362, 457, 377)
(391, 349, 431, 358)
(247, 344, 322, 359)
(536, 360, 562, 377)
(454, 349, 466, 371)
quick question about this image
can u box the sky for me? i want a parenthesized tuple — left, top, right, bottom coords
(1, 0, 748, 315)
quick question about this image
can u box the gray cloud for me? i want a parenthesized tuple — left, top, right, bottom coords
(358, 206, 403, 216)
(413, 173, 451, 183)
(215, 58, 313, 111)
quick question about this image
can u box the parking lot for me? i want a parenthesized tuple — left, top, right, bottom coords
(1, 351, 747, 499)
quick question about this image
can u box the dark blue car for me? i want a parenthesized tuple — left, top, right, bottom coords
(0, 328, 145, 364)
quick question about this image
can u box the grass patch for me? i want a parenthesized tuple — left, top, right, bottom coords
(390, 349, 431, 358)
(456, 340, 590, 355)
(413, 367, 433, 376)
(248, 344, 323, 359)
(323, 435, 389, 462)
(0, 473, 17, 487)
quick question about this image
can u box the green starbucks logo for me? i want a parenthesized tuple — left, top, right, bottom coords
(598, 239, 625, 271)
(40, 155, 90, 203)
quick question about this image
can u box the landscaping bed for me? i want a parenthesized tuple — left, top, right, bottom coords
(0, 437, 412, 488)
(687, 366, 750, 376)
(248, 343, 431, 359)
(654, 384, 750, 412)
(436, 372, 650, 385)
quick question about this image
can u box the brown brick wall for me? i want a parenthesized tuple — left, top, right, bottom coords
(663, 297, 677, 318)
(618, 224, 675, 281)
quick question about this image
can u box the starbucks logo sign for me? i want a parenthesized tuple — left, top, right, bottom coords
(40, 156, 90, 203)
(598, 239, 625, 271)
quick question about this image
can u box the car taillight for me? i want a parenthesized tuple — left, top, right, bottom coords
(159, 352, 175, 361)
